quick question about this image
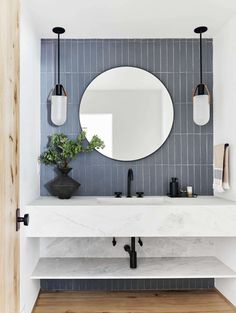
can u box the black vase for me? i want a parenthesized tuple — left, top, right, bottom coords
(47, 167, 80, 199)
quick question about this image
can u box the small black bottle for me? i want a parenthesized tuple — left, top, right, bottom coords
(169, 177, 179, 197)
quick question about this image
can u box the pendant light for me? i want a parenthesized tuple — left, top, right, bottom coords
(51, 27, 67, 126)
(193, 26, 210, 126)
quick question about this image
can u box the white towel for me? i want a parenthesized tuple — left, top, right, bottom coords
(213, 144, 230, 192)
(223, 144, 230, 190)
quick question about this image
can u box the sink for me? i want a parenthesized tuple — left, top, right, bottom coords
(96, 196, 166, 205)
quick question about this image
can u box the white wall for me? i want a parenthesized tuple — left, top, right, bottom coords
(214, 14, 236, 305)
(214, 15, 236, 201)
(215, 238, 236, 306)
(20, 2, 41, 312)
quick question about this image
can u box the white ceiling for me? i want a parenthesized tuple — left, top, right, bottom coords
(25, 0, 236, 38)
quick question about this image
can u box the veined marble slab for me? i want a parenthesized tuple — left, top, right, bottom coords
(31, 256, 236, 279)
(25, 196, 236, 237)
(40, 237, 216, 258)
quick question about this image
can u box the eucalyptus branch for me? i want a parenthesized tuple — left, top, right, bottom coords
(39, 131, 104, 169)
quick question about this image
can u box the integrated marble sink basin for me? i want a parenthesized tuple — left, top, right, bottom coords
(96, 196, 166, 205)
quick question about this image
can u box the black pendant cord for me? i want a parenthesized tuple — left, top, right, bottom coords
(58, 33, 60, 86)
(194, 26, 208, 95)
(200, 32, 202, 84)
(53, 27, 65, 95)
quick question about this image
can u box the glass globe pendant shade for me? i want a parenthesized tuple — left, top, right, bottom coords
(193, 84, 210, 126)
(51, 93, 67, 126)
(193, 94, 210, 126)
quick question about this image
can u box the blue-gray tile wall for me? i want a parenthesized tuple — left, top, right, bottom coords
(40, 39, 213, 196)
(41, 278, 214, 291)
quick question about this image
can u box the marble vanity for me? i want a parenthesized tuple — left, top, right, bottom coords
(25, 196, 236, 237)
(25, 196, 236, 289)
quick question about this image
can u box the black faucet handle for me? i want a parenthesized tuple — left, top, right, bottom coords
(112, 237, 117, 246)
(138, 237, 143, 246)
(136, 192, 144, 198)
(114, 192, 122, 198)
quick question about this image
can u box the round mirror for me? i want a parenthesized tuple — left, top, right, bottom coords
(80, 67, 174, 161)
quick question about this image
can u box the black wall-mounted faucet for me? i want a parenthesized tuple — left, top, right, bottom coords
(127, 168, 134, 198)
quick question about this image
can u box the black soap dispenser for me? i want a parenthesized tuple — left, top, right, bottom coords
(169, 177, 179, 197)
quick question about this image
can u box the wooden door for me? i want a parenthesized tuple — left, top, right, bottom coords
(0, 0, 20, 312)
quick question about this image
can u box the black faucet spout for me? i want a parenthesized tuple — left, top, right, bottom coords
(127, 168, 134, 198)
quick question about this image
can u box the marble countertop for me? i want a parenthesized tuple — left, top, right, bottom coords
(24, 196, 236, 237)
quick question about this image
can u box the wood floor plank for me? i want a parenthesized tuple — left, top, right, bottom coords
(33, 290, 236, 313)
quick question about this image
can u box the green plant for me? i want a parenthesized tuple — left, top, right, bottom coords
(40, 131, 105, 169)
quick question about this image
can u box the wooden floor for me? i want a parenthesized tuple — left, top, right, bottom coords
(33, 290, 236, 313)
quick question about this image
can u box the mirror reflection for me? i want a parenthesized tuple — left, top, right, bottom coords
(80, 67, 174, 161)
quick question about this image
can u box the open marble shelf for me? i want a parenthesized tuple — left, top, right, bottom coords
(31, 256, 236, 280)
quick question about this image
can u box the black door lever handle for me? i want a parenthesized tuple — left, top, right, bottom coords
(16, 208, 29, 231)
